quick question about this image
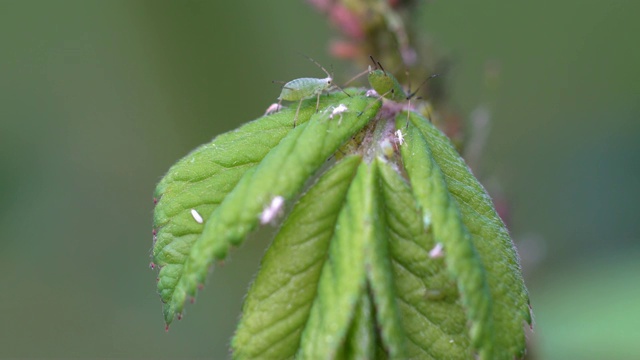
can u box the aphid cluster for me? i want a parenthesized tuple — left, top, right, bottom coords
(267, 55, 437, 151)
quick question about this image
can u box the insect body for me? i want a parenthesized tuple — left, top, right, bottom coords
(367, 56, 437, 103)
(364, 56, 438, 127)
(276, 56, 348, 127)
(367, 62, 408, 102)
(278, 77, 332, 103)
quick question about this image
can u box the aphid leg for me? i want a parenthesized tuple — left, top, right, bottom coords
(405, 70, 414, 128)
(315, 92, 321, 113)
(357, 89, 392, 117)
(332, 82, 351, 97)
(405, 98, 412, 130)
(293, 99, 303, 128)
(342, 68, 369, 87)
(404, 74, 439, 129)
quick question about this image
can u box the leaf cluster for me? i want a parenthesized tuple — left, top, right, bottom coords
(152, 89, 531, 359)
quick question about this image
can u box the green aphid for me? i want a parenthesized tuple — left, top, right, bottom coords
(362, 56, 438, 131)
(367, 55, 437, 102)
(275, 55, 348, 126)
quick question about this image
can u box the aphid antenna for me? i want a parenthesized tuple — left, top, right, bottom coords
(403, 73, 437, 129)
(300, 54, 351, 97)
(369, 55, 390, 76)
(369, 55, 377, 68)
(401, 73, 438, 130)
(407, 74, 440, 100)
(300, 53, 333, 79)
(342, 68, 369, 87)
(357, 88, 394, 117)
(328, 62, 351, 97)
(368, 55, 380, 72)
(334, 83, 351, 97)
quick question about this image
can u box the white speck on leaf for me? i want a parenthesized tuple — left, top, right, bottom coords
(395, 129, 405, 145)
(191, 209, 204, 224)
(429, 243, 444, 259)
(423, 212, 431, 229)
(264, 103, 283, 115)
(260, 196, 285, 225)
(328, 103, 348, 123)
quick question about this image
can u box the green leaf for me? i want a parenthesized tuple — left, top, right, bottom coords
(364, 159, 406, 359)
(340, 292, 377, 360)
(153, 101, 315, 304)
(153, 91, 356, 323)
(378, 159, 472, 359)
(153, 85, 531, 358)
(398, 112, 531, 359)
(232, 155, 362, 359)
(299, 161, 375, 359)
(156, 91, 381, 325)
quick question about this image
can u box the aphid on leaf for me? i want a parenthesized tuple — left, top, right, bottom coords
(190, 209, 204, 224)
(362, 56, 438, 125)
(367, 56, 410, 102)
(275, 55, 349, 127)
(260, 196, 285, 225)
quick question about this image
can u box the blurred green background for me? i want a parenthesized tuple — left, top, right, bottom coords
(1, 0, 638, 358)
